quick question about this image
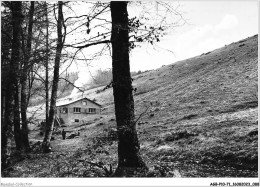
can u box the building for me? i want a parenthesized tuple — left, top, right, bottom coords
(56, 97, 101, 126)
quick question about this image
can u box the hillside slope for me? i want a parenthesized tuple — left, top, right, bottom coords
(88, 34, 258, 116)
(9, 35, 258, 178)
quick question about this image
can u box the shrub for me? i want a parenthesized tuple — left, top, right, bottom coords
(181, 114, 198, 120)
(165, 130, 198, 142)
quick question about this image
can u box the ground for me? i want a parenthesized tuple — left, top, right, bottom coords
(3, 35, 258, 177)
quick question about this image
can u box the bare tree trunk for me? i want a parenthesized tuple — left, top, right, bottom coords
(20, 1, 35, 151)
(45, 1, 49, 135)
(2, 1, 23, 168)
(110, 1, 147, 177)
(14, 82, 22, 150)
(42, 1, 64, 153)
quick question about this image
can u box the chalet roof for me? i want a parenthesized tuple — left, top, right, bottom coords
(56, 97, 101, 107)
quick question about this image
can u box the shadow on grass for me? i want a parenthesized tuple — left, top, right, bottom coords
(220, 100, 258, 113)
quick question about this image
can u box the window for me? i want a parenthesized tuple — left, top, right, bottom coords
(75, 119, 79, 122)
(82, 101, 87, 106)
(62, 107, 68, 114)
(73, 107, 81, 113)
(88, 108, 96, 113)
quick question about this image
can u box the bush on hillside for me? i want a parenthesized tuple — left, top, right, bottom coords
(164, 130, 198, 142)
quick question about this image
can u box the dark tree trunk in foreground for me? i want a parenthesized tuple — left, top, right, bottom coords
(110, 1, 147, 176)
(14, 81, 22, 150)
(42, 1, 64, 153)
(20, 1, 35, 151)
(2, 1, 23, 168)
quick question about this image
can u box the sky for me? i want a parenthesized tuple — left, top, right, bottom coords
(69, 1, 258, 72)
(129, 1, 258, 71)
(64, 0, 258, 94)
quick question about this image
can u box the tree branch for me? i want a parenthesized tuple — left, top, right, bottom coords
(65, 40, 110, 49)
(134, 105, 151, 125)
(59, 77, 85, 93)
(79, 160, 113, 176)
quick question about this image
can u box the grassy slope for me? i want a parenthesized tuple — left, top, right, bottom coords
(5, 35, 258, 177)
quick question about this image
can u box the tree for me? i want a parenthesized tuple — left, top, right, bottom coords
(44, 1, 50, 135)
(20, 1, 35, 151)
(61, 1, 183, 175)
(110, 1, 147, 176)
(1, 1, 52, 154)
(42, 1, 65, 153)
(2, 1, 23, 168)
(1, 1, 23, 151)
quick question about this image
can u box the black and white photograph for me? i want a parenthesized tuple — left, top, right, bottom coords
(1, 0, 258, 186)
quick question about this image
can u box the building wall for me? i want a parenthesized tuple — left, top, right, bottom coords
(57, 99, 101, 126)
